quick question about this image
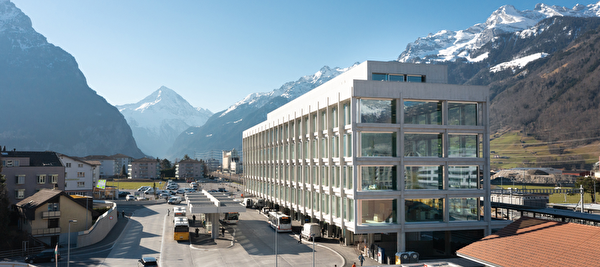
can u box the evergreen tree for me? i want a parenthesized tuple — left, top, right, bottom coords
(575, 176, 599, 203)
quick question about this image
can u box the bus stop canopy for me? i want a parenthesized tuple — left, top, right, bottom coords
(186, 190, 245, 214)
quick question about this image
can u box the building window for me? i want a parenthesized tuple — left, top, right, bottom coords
(448, 102, 478, 126)
(359, 99, 396, 124)
(372, 73, 406, 82)
(77, 172, 85, 177)
(78, 163, 83, 168)
(448, 134, 478, 158)
(77, 182, 85, 188)
(16, 175, 25, 184)
(15, 189, 25, 199)
(37, 175, 46, 184)
(48, 203, 59, 211)
(343, 102, 351, 125)
(405, 198, 443, 222)
(449, 198, 479, 221)
(360, 132, 396, 157)
(51, 175, 58, 184)
(360, 166, 396, 191)
(359, 199, 396, 224)
(66, 163, 71, 168)
(448, 166, 480, 189)
(404, 133, 442, 157)
(405, 166, 443, 190)
(404, 101, 442, 125)
(407, 75, 424, 82)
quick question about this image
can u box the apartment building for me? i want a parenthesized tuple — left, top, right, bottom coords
(1, 151, 65, 205)
(112, 154, 133, 177)
(175, 158, 205, 180)
(58, 154, 98, 196)
(243, 61, 507, 260)
(128, 157, 159, 179)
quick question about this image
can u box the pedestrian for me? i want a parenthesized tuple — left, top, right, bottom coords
(192, 215, 196, 224)
(195, 228, 199, 237)
(122, 210, 125, 218)
(352, 263, 356, 267)
(221, 227, 225, 237)
(167, 209, 170, 216)
(358, 254, 365, 266)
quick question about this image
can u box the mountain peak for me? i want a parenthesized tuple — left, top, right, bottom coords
(398, 2, 600, 63)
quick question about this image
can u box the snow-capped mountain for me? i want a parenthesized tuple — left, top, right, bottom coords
(117, 86, 212, 158)
(0, 0, 145, 158)
(398, 2, 600, 64)
(166, 65, 354, 159)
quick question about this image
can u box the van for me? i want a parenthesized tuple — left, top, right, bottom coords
(301, 223, 321, 240)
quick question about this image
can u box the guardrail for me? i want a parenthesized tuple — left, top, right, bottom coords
(491, 188, 583, 194)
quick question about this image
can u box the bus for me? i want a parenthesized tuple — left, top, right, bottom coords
(268, 211, 292, 232)
(173, 217, 190, 241)
(220, 212, 239, 224)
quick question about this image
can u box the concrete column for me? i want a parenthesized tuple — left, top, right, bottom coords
(211, 213, 219, 239)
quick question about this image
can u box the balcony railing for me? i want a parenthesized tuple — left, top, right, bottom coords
(42, 210, 61, 219)
(32, 227, 61, 236)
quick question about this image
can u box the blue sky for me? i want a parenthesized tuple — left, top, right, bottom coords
(11, 0, 586, 112)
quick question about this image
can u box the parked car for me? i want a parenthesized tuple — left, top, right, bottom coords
(137, 186, 150, 192)
(176, 189, 186, 194)
(167, 196, 182, 205)
(144, 188, 155, 194)
(118, 191, 131, 197)
(25, 249, 60, 263)
(138, 256, 158, 266)
(126, 195, 137, 201)
(159, 193, 170, 199)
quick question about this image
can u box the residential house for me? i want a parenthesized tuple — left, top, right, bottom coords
(111, 154, 133, 177)
(175, 158, 204, 180)
(82, 155, 116, 178)
(128, 157, 159, 179)
(15, 189, 91, 247)
(58, 154, 97, 196)
(1, 151, 65, 206)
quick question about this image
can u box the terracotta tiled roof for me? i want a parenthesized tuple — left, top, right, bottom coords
(457, 217, 600, 267)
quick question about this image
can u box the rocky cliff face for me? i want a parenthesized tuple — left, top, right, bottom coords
(0, 0, 144, 158)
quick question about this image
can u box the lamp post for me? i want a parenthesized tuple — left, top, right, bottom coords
(68, 219, 77, 267)
(311, 233, 316, 267)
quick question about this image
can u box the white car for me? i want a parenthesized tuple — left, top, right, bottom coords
(126, 195, 136, 201)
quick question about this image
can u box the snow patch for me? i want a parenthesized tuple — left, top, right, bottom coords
(489, 52, 549, 73)
(206, 134, 212, 137)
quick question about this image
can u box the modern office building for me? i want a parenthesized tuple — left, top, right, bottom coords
(243, 61, 508, 260)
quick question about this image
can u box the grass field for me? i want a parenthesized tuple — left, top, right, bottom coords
(490, 131, 600, 170)
(107, 181, 168, 190)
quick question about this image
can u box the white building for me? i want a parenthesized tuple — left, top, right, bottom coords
(243, 61, 509, 261)
(112, 154, 133, 177)
(58, 154, 98, 196)
(82, 155, 116, 178)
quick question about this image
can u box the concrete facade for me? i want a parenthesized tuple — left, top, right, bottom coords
(59, 154, 97, 196)
(243, 61, 503, 260)
(175, 159, 205, 180)
(1, 151, 65, 205)
(128, 157, 160, 179)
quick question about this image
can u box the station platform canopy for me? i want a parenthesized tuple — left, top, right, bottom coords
(186, 189, 245, 214)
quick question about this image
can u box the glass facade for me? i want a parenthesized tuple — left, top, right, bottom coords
(448, 166, 479, 189)
(448, 102, 478, 126)
(404, 101, 442, 125)
(360, 199, 396, 224)
(405, 198, 443, 222)
(361, 132, 396, 157)
(360, 99, 396, 124)
(404, 133, 442, 157)
(242, 62, 488, 260)
(360, 166, 396, 191)
(448, 134, 478, 157)
(449, 198, 479, 221)
(405, 166, 443, 190)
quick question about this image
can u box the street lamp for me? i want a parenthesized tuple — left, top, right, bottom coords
(68, 219, 77, 267)
(311, 233, 316, 267)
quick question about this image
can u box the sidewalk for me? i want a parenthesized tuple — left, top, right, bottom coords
(188, 220, 233, 249)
